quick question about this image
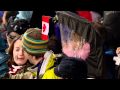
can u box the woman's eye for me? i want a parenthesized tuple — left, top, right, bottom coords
(16, 48, 19, 51)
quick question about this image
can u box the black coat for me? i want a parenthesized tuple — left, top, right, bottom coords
(103, 11, 120, 48)
(54, 55, 87, 79)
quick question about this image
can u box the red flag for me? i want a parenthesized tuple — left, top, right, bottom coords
(77, 11, 92, 22)
(77, 11, 101, 22)
(41, 16, 50, 40)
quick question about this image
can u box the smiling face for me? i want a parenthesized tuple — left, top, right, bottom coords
(13, 39, 28, 65)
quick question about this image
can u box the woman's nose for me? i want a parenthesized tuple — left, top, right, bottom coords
(19, 49, 24, 56)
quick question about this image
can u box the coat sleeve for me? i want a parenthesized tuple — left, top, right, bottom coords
(42, 68, 61, 79)
(42, 57, 87, 79)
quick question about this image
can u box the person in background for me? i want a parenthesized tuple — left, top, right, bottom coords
(0, 51, 10, 79)
(113, 47, 120, 79)
(76, 11, 102, 22)
(0, 11, 10, 79)
(101, 11, 120, 79)
(14, 11, 33, 22)
(2, 11, 18, 28)
(6, 19, 30, 47)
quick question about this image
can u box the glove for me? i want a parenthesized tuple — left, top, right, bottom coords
(54, 57, 87, 79)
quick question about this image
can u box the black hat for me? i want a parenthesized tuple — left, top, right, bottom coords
(7, 19, 30, 35)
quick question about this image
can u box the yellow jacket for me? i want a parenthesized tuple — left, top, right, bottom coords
(40, 51, 62, 79)
(42, 68, 61, 79)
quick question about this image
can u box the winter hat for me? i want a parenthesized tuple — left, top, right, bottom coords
(22, 28, 48, 56)
(7, 19, 30, 35)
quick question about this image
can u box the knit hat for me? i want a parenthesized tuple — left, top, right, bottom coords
(22, 28, 48, 56)
(7, 19, 30, 35)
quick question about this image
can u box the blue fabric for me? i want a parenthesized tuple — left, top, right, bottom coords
(0, 63, 8, 71)
(0, 52, 9, 65)
(104, 49, 115, 56)
(54, 23, 61, 41)
(0, 33, 7, 51)
(0, 11, 3, 17)
(0, 52, 9, 78)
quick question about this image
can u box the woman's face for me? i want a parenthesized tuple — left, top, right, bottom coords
(13, 39, 28, 65)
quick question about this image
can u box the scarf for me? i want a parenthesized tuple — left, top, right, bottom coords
(9, 65, 23, 75)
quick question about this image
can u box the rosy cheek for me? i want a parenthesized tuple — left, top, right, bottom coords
(14, 56, 18, 64)
(25, 58, 28, 62)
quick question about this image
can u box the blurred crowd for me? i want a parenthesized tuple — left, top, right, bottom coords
(0, 11, 120, 79)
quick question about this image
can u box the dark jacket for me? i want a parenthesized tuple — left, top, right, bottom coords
(54, 56, 87, 79)
(103, 11, 120, 48)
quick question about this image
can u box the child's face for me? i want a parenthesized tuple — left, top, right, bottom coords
(13, 39, 28, 65)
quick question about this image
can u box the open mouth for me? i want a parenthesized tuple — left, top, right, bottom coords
(17, 58, 24, 60)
